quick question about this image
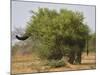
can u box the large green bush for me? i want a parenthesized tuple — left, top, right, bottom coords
(25, 8, 89, 60)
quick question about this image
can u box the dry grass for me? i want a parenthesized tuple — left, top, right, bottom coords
(11, 52, 96, 74)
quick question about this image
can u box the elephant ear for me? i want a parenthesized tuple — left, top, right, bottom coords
(16, 35, 29, 40)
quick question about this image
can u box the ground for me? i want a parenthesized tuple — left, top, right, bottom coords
(11, 52, 96, 74)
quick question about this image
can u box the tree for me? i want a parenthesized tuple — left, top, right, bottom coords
(88, 33, 96, 52)
(16, 8, 90, 64)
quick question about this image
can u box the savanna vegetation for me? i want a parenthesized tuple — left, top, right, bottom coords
(11, 8, 96, 74)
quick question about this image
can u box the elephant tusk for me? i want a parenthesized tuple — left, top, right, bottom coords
(16, 35, 29, 40)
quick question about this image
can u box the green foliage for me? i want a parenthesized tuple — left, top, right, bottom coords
(25, 8, 89, 60)
(46, 60, 66, 68)
(88, 33, 96, 52)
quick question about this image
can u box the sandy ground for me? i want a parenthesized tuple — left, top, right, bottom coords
(11, 52, 96, 74)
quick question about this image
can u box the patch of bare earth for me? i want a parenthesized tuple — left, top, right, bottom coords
(11, 52, 96, 74)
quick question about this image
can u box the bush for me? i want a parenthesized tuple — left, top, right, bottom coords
(46, 60, 66, 68)
(25, 8, 89, 60)
(35, 41, 64, 60)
